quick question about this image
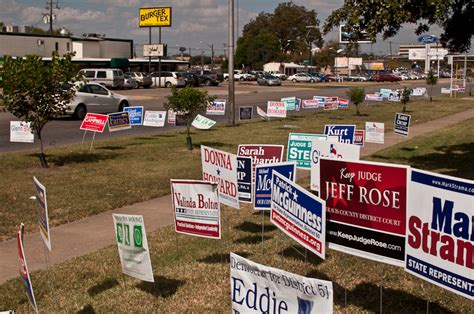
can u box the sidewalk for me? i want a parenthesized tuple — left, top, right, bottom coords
(1, 108, 473, 284)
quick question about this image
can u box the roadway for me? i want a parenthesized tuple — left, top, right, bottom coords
(0, 80, 450, 153)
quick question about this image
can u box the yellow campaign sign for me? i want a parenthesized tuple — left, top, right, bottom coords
(139, 7, 172, 27)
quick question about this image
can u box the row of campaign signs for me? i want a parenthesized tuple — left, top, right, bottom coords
(365, 87, 427, 102)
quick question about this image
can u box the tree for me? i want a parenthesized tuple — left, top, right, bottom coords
(313, 40, 340, 71)
(347, 87, 365, 116)
(236, 2, 323, 69)
(426, 70, 438, 102)
(164, 86, 215, 150)
(2, 52, 81, 167)
(400, 87, 413, 112)
(324, 0, 473, 53)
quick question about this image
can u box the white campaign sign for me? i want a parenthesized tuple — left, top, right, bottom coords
(201, 145, 240, 209)
(267, 101, 287, 118)
(192, 114, 216, 130)
(365, 122, 385, 144)
(310, 140, 360, 193)
(10, 121, 34, 143)
(112, 214, 154, 282)
(257, 106, 268, 120)
(230, 253, 333, 313)
(405, 169, 474, 300)
(143, 110, 166, 127)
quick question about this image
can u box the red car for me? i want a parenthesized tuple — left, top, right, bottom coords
(373, 73, 401, 82)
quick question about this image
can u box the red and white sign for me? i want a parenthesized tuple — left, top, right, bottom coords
(237, 144, 284, 182)
(167, 110, 177, 125)
(302, 99, 319, 109)
(365, 122, 385, 144)
(320, 158, 408, 266)
(201, 145, 239, 209)
(266, 101, 287, 118)
(353, 129, 365, 147)
(171, 180, 221, 239)
(80, 113, 108, 133)
(324, 97, 339, 110)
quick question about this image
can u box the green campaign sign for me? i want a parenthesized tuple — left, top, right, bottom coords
(281, 97, 296, 111)
(287, 133, 329, 169)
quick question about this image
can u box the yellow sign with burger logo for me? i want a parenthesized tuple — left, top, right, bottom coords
(139, 7, 172, 27)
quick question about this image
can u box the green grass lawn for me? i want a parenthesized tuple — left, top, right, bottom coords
(0, 98, 473, 241)
(0, 101, 473, 312)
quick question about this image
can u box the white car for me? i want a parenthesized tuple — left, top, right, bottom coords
(64, 83, 129, 119)
(151, 71, 186, 87)
(288, 73, 316, 83)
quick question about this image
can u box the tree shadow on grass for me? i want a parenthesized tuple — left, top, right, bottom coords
(198, 251, 251, 264)
(136, 275, 185, 298)
(348, 283, 454, 314)
(87, 277, 119, 297)
(192, 141, 232, 149)
(77, 304, 95, 314)
(234, 234, 272, 245)
(234, 221, 276, 234)
(97, 145, 125, 151)
(278, 245, 324, 265)
(30, 151, 118, 166)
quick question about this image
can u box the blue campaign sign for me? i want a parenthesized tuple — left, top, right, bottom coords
(324, 124, 356, 144)
(237, 156, 253, 203)
(271, 171, 326, 259)
(254, 162, 296, 210)
(295, 98, 301, 112)
(124, 106, 144, 125)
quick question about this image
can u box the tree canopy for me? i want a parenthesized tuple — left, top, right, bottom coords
(236, 2, 323, 69)
(323, 0, 473, 52)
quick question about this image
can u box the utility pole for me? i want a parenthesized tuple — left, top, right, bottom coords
(228, 0, 235, 126)
(44, 0, 59, 35)
(389, 41, 392, 58)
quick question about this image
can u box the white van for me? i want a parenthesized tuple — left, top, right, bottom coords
(79, 68, 125, 89)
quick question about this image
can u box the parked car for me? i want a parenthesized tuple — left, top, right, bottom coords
(125, 72, 153, 88)
(63, 83, 129, 120)
(268, 72, 287, 80)
(233, 70, 255, 81)
(347, 75, 368, 82)
(123, 74, 139, 89)
(78, 68, 125, 89)
(373, 73, 402, 82)
(190, 70, 220, 86)
(257, 75, 281, 86)
(288, 72, 316, 83)
(180, 72, 201, 87)
(150, 71, 186, 88)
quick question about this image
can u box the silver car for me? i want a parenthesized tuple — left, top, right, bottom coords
(125, 72, 153, 88)
(257, 75, 281, 86)
(64, 83, 129, 119)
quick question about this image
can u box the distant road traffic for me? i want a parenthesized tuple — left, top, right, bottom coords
(0, 80, 451, 153)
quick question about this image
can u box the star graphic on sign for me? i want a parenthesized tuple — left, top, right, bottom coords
(293, 190, 298, 201)
(216, 168, 221, 176)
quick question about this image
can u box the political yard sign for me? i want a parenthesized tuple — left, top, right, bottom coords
(254, 162, 296, 210)
(10, 121, 34, 143)
(124, 106, 144, 125)
(80, 113, 108, 133)
(324, 124, 356, 144)
(324, 97, 339, 110)
(108, 112, 131, 132)
(365, 122, 385, 144)
(170, 180, 221, 239)
(257, 106, 268, 120)
(320, 158, 408, 266)
(237, 144, 284, 183)
(405, 169, 473, 300)
(353, 129, 365, 147)
(230, 253, 333, 313)
(18, 224, 38, 313)
(271, 171, 327, 259)
(237, 156, 253, 203)
(143, 110, 166, 127)
(33, 176, 51, 251)
(192, 114, 216, 130)
(239, 106, 253, 120)
(207, 99, 226, 115)
(394, 113, 411, 136)
(113, 214, 154, 282)
(310, 141, 360, 193)
(267, 101, 287, 118)
(287, 133, 328, 169)
(338, 98, 349, 108)
(281, 97, 296, 111)
(302, 99, 319, 109)
(201, 146, 239, 209)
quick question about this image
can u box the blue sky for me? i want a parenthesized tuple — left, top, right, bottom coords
(1, 0, 453, 57)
